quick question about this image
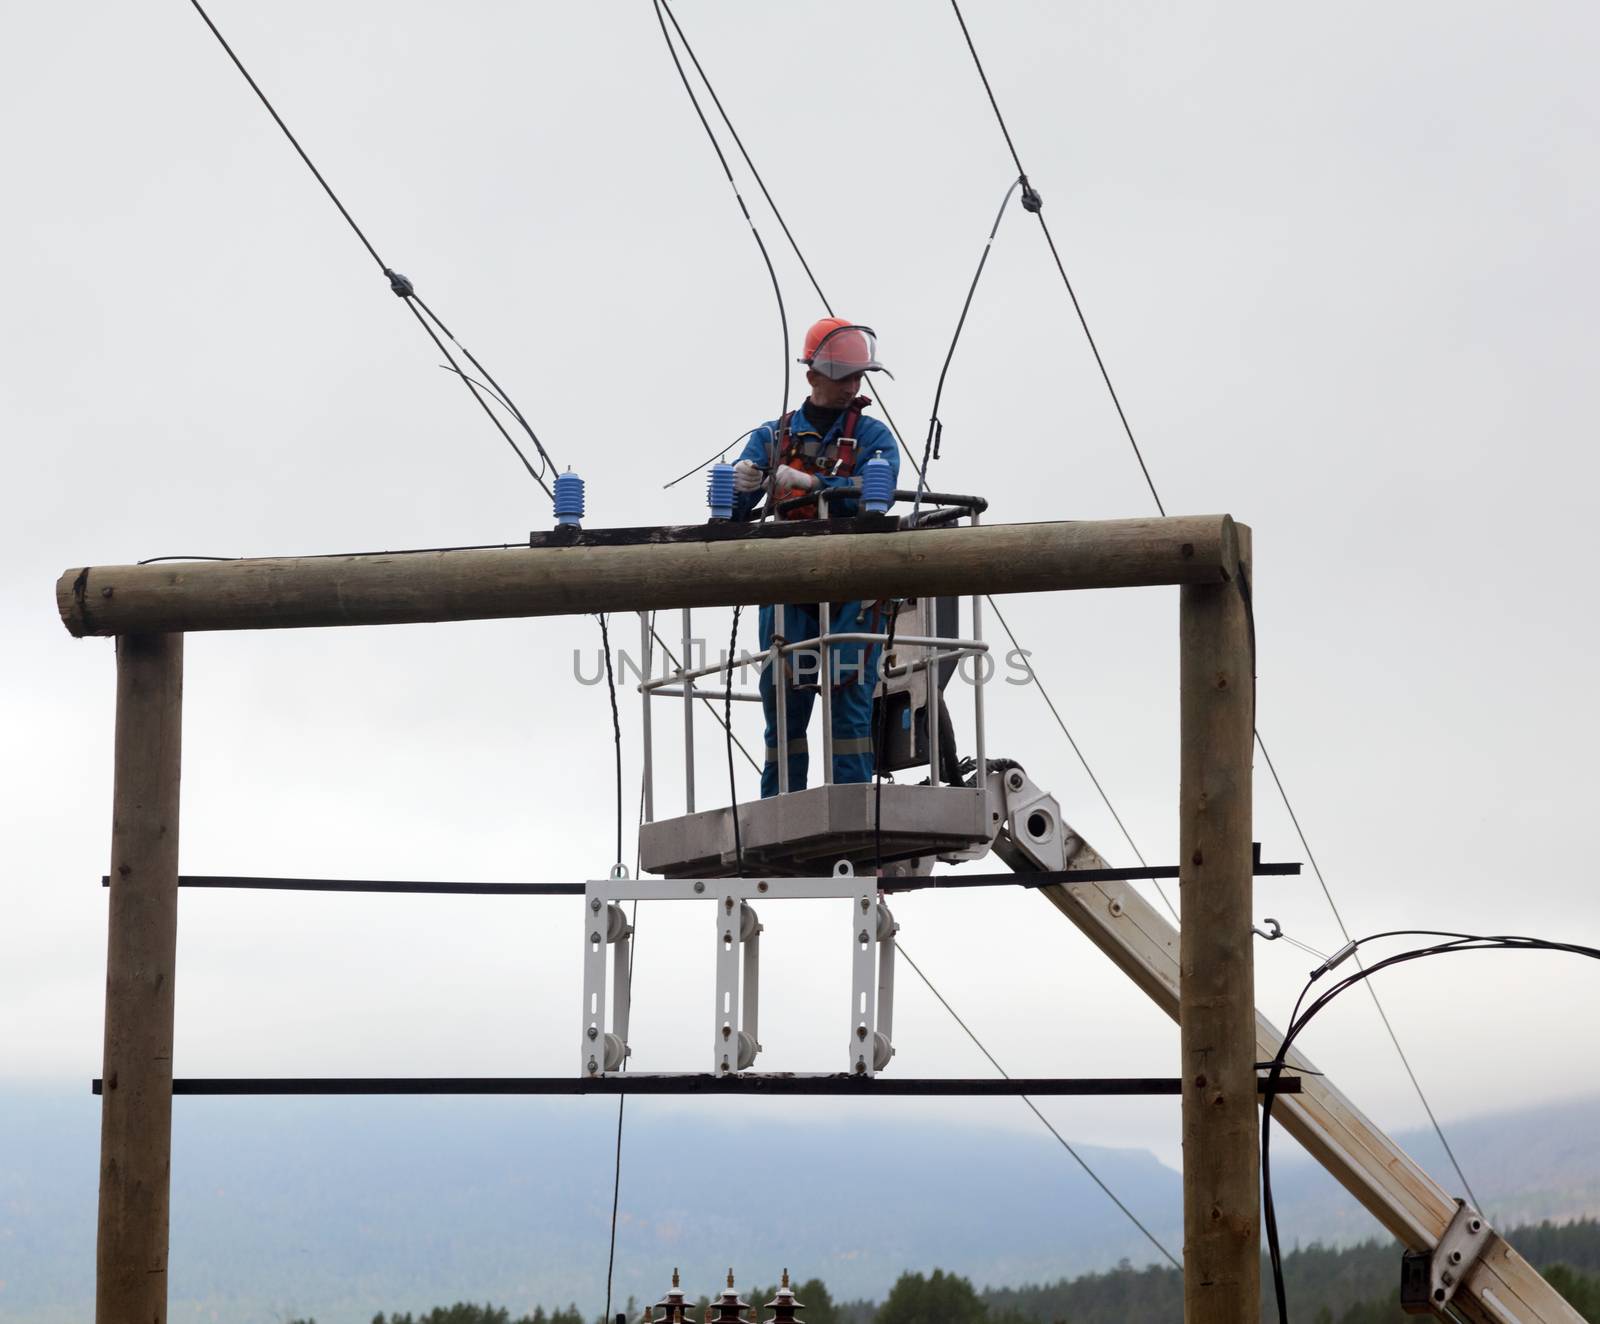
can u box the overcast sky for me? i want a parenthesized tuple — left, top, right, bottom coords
(5, 0, 1599, 1247)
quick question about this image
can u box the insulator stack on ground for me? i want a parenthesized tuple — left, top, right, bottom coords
(654, 1267, 694, 1324)
(764, 1269, 804, 1324)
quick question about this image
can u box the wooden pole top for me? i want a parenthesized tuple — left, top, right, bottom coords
(57, 514, 1239, 638)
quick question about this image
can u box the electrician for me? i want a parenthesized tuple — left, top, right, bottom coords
(731, 319, 901, 797)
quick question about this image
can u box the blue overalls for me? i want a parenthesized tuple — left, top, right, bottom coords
(732, 400, 900, 798)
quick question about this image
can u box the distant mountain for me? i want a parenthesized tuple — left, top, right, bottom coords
(3, 1085, 1596, 1324)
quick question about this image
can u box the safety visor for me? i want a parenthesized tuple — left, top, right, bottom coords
(803, 324, 893, 380)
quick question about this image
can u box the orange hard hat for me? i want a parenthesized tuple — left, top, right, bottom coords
(799, 318, 892, 380)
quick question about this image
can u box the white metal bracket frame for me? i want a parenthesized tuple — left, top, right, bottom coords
(580, 864, 636, 1077)
(580, 860, 897, 1077)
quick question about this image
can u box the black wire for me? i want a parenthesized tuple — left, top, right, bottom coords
(1031, 210, 1165, 515)
(945, 0, 1479, 1221)
(895, 940, 1180, 1269)
(602, 903, 644, 1324)
(402, 299, 554, 499)
(648, 625, 763, 775)
(1256, 730, 1480, 1209)
(637, 1, 1207, 1281)
(946, 0, 1027, 180)
(598, 614, 624, 866)
(872, 601, 904, 876)
(410, 294, 561, 481)
(598, 610, 633, 1324)
(183, 0, 559, 500)
(184, 0, 385, 273)
(602, 1087, 627, 1321)
(661, 430, 759, 491)
(437, 363, 519, 417)
(658, 0, 830, 316)
(648, 0, 924, 484)
(649, 0, 788, 888)
(649, 0, 788, 428)
(1260, 934, 1600, 1322)
(726, 606, 745, 874)
(911, 177, 1023, 524)
(983, 596, 1179, 921)
(947, 0, 1165, 516)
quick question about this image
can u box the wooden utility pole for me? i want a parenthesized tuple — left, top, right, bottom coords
(1178, 550, 1258, 1322)
(97, 632, 184, 1324)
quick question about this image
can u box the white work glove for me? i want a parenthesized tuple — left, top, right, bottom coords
(732, 459, 764, 494)
(773, 464, 817, 493)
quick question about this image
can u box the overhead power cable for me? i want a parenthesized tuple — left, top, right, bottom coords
(647, 626, 762, 775)
(896, 941, 1180, 1269)
(658, 0, 829, 317)
(725, 608, 746, 873)
(183, 0, 557, 497)
(984, 596, 1178, 923)
(651, 0, 923, 481)
(946, 0, 1478, 1208)
(947, 0, 1163, 516)
(598, 614, 628, 1323)
(649, 0, 795, 855)
(644, 4, 1175, 1268)
(598, 615, 624, 868)
(1261, 932, 1600, 1321)
(872, 602, 906, 876)
(649, 0, 789, 428)
(1256, 732, 1480, 1208)
(661, 430, 759, 491)
(912, 175, 1024, 523)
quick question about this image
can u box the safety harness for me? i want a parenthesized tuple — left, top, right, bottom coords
(772, 395, 872, 520)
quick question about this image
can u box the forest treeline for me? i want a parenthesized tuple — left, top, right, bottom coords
(290, 1218, 1600, 1324)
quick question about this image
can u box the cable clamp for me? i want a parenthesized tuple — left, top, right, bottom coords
(1020, 177, 1044, 213)
(384, 267, 415, 298)
(1400, 1199, 1492, 1315)
(1312, 939, 1358, 979)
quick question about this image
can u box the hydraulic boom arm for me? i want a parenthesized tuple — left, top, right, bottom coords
(982, 767, 1581, 1324)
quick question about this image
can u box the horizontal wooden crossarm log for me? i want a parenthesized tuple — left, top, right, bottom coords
(57, 515, 1237, 637)
(89, 1074, 1303, 1097)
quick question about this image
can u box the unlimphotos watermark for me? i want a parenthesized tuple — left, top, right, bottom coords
(572, 639, 1037, 689)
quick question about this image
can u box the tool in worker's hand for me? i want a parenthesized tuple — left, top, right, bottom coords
(733, 459, 764, 493)
(773, 464, 816, 492)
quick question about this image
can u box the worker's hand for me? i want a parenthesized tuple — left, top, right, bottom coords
(773, 464, 817, 493)
(732, 459, 764, 494)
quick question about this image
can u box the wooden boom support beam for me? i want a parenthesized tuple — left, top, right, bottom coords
(1040, 870, 1583, 1324)
(57, 515, 1237, 636)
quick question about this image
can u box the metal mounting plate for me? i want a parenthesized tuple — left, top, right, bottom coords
(1401, 1200, 1494, 1315)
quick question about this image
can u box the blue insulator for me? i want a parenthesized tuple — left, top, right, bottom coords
(861, 456, 894, 514)
(706, 462, 735, 521)
(553, 470, 585, 527)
